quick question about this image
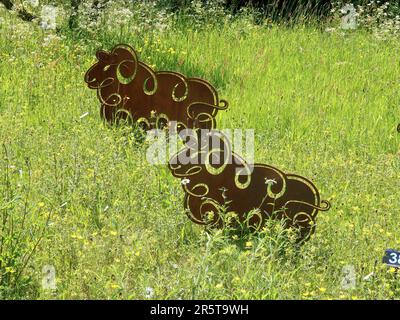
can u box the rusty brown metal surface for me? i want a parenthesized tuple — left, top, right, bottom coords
(85, 44, 330, 242)
(169, 130, 330, 241)
(84, 44, 228, 130)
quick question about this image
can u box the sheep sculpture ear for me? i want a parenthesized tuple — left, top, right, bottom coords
(84, 44, 228, 131)
(95, 50, 110, 62)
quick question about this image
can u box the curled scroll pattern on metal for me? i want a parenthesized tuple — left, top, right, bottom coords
(85, 44, 330, 242)
(84, 44, 228, 131)
(169, 130, 330, 242)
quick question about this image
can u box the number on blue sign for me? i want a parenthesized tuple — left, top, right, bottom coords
(389, 253, 398, 264)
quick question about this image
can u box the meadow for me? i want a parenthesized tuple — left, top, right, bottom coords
(0, 2, 400, 299)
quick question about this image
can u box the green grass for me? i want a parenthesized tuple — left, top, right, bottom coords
(0, 7, 400, 299)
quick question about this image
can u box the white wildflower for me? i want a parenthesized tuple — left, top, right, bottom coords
(264, 178, 277, 186)
(181, 178, 190, 185)
(43, 34, 61, 46)
(25, 0, 39, 7)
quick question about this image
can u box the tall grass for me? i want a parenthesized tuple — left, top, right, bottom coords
(0, 2, 400, 299)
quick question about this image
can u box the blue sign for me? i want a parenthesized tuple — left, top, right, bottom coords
(382, 249, 400, 268)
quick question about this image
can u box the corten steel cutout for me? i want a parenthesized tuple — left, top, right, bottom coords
(84, 44, 228, 131)
(85, 44, 330, 241)
(169, 130, 331, 241)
